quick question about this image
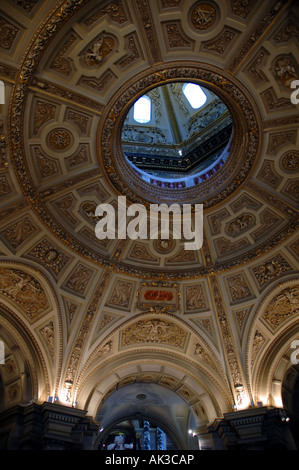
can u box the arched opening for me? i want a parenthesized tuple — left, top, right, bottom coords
(282, 364, 299, 449)
(95, 382, 200, 450)
(121, 80, 232, 190)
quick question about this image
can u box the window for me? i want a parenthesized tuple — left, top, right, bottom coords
(183, 83, 206, 109)
(133, 95, 151, 123)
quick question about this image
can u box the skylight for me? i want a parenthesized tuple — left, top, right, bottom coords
(183, 83, 207, 109)
(133, 95, 151, 123)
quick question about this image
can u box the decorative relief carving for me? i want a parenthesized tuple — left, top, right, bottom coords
(2, 356, 18, 379)
(252, 254, 293, 288)
(0, 267, 49, 318)
(214, 237, 248, 257)
(99, 313, 116, 330)
(267, 131, 296, 154)
(47, 128, 73, 151)
(202, 29, 238, 54)
(226, 273, 252, 303)
(40, 321, 54, 359)
(257, 160, 282, 188)
(84, 2, 128, 26)
(262, 88, 295, 112)
(164, 22, 192, 48)
(33, 100, 57, 135)
(129, 243, 158, 264)
(0, 217, 37, 249)
(12, 0, 38, 13)
(251, 330, 266, 365)
(282, 179, 299, 202)
(83, 36, 115, 67)
(64, 263, 94, 296)
(208, 209, 229, 235)
(161, 0, 182, 7)
(194, 343, 216, 370)
(54, 194, 78, 226)
(7, 382, 20, 403)
(65, 144, 89, 170)
(153, 237, 175, 253)
(66, 109, 90, 135)
(31, 78, 104, 113)
(185, 284, 206, 311)
(107, 279, 133, 310)
(117, 33, 141, 69)
(79, 70, 117, 93)
(166, 248, 197, 264)
(281, 151, 299, 172)
(252, 208, 282, 241)
(230, 0, 257, 19)
(64, 299, 79, 324)
(228, 1, 286, 72)
(135, 0, 162, 64)
(262, 286, 299, 330)
(234, 308, 248, 329)
(273, 55, 298, 88)
(190, 3, 217, 31)
(63, 270, 112, 401)
(246, 47, 269, 86)
(210, 276, 244, 393)
(27, 238, 70, 276)
(0, 17, 18, 50)
(34, 147, 60, 179)
(49, 34, 77, 76)
(272, 18, 299, 44)
(226, 213, 255, 237)
(121, 318, 187, 349)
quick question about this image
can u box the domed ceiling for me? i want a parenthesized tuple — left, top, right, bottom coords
(0, 0, 298, 428)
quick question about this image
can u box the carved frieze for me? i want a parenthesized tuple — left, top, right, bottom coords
(185, 284, 207, 312)
(262, 286, 299, 330)
(1, 217, 37, 249)
(280, 151, 299, 172)
(49, 34, 77, 76)
(226, 273, 252, 303)
(107, 279, 134, 310)
(83, 35, 115, 67)
(252, 254, 293, 288)
(0, 16, 19, 50)
(273, 54, 298, 88)
(64, 263, 94, 296)
(0, 267, 49, 318)
(257, 160, 282, 188)
(40, 321, 55, 360)
(27, 238, 71, 276)
(33, 100, 57, 135)
(251, 330, 266, 365)
(190, 3, 217, 31)
(202, 29, 238, 55)
(84, 2, 128, 26)
(121, 318, 187, 349)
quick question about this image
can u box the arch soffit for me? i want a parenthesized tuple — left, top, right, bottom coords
(246, 277, 299, 402)
(0, 260, 64, 397)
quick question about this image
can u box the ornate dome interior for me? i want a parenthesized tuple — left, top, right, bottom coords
(0, 0, 298, 452)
